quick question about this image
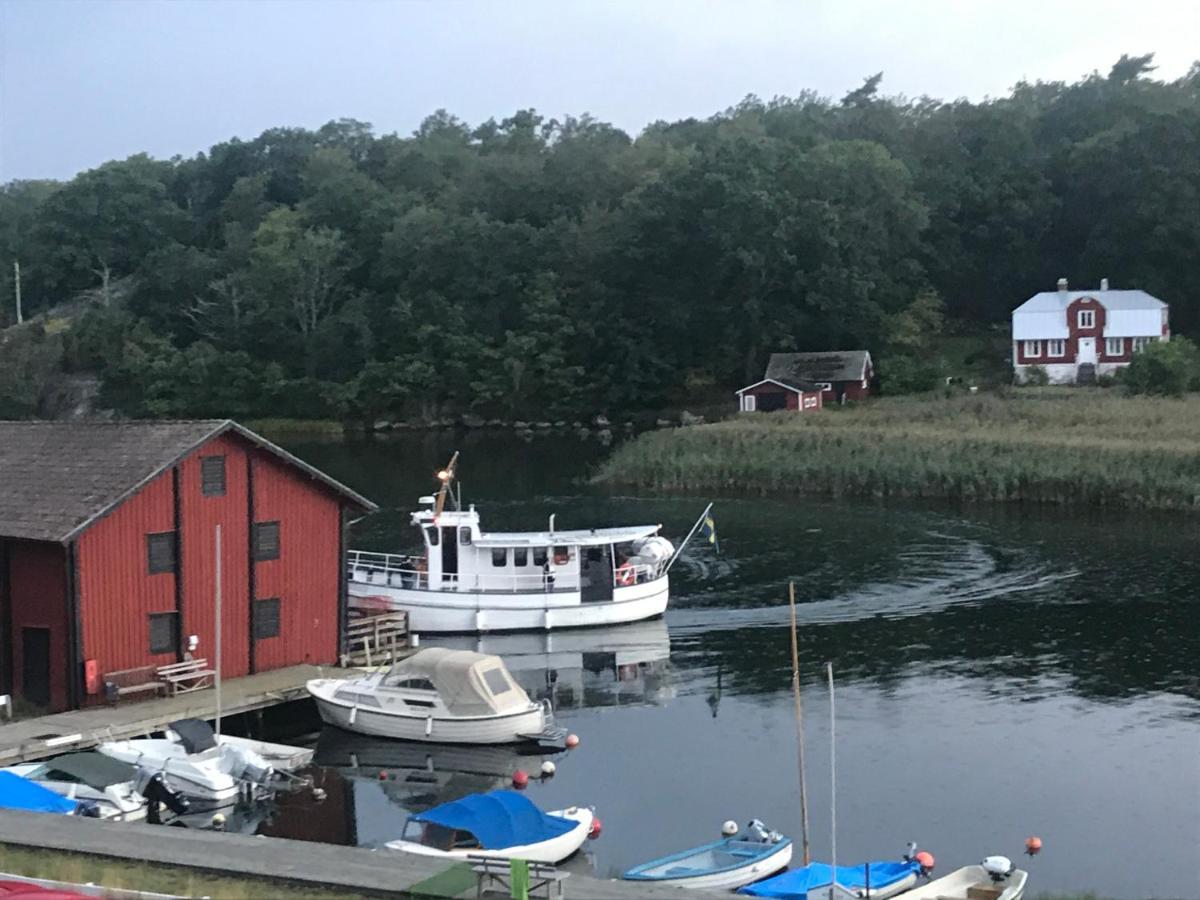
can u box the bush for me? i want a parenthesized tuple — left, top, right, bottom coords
(1123, 337, 1200, 396)
(1020, 365, 1050, 386)
(879, 355, 941, 394)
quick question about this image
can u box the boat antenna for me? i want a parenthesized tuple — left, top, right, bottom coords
(789, 582, 811, 865)
(827, 661, 837, 900)
(434, 451, 459, 516)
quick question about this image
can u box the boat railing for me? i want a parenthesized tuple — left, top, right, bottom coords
(348, 549, 576, 593)
(611, 561, 665, 587)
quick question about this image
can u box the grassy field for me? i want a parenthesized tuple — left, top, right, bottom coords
(596, 389, 1200, 511)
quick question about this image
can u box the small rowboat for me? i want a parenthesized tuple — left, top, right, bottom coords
(895, 859, 1028, 900)
(624, 820, 792, 891)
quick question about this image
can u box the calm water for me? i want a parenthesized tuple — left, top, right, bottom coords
(260, 432, 1199, 899)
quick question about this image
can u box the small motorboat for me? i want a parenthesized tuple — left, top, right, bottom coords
(308, 648, 562, 745)
(0, 771, 81, 816)
(5, 752, 189, 822)
(385, 789, 593, 863)
(99, 718, 276, 806)
(738, 855, 926, 899)
(893, 858, 1028, 900)
(623, 819, 792, 890)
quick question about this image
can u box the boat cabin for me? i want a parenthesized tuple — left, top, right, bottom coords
(349, 497, 672, 600)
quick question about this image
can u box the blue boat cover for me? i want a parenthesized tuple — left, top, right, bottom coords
(0, 771, 78, 815)
(411, 790, 575, 850)
(739, 859, 920, 899)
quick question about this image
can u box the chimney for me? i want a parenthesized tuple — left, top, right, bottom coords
(1057, 277, 1069, 294)
(1100, 277, 1109, 291)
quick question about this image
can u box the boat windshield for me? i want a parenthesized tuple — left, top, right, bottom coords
(402, 818, 480, 851)
(381, 669, 435, 691)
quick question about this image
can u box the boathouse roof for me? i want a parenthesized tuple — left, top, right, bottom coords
(765, 350, 871, 385)
(0, 419, 376, 543)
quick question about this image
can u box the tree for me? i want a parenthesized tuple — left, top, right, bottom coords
(1122, 338, 1200, 396)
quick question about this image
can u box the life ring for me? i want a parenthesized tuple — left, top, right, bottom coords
(615, 564, 636, 586)
(553, 550, 569, 566)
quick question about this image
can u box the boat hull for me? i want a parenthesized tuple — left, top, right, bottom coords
(308, 678, 549, 744)
(385, 806, 593, 864)
(98, 741, 239, 806)
(349, 575, 669, 633)
(898, 866, 1028, 900)
(625, 838, 792, 891)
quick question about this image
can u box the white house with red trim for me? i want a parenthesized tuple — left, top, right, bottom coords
(1012, 278, 1169, 384)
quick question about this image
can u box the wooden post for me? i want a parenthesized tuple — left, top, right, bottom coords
(789, 582, 811, 866)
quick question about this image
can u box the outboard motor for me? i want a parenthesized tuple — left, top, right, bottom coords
(981, 856, 1015, 882)
(745, 819, 785, 844)
(134, 767, 190, 824)
(222, 745, 275, 786)
(76, 800, 102, 818)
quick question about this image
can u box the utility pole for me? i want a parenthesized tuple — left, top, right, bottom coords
(13, 261, 22, 325)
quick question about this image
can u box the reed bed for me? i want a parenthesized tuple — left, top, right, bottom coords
(597, 391, 1200, 511)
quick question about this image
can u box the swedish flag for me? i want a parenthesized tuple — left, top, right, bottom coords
(699, 512, 719, 553)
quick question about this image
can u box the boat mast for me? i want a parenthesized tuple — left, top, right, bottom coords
(215, 524, 222, 740)
(789, 582, 811, 865)
(827, 661, 837, 900)
(434, 452, 460, 516)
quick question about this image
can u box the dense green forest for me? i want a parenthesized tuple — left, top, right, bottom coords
(1, 54, 1197, 422)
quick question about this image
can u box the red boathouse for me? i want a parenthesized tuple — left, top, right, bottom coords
(0, 420, 376, 712)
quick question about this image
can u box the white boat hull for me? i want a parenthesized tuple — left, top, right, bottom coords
(308, 678, 548, 744)
(98, 741, 239, 806)
(660, 842, 793, 891)
(900, 866, 1028, 900)
(350, 575, 669, 633)
(385, 807, 593, 864)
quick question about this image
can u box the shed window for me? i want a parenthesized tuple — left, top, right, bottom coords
(253, 598, 280, 640)
(459, 527, 472, 545)
(1023, 340, 1041, 358)
(252, 522, 280, 561)
(1106, 337, 1125, 356)
(513, 547, 528, 566)
(200, 455, 226, 497)
(146, 533, 176, 575)
(1047, 339, 1065, 357)
(1078, 309, 1095, 329)
(492, 548, 508, 567)
(532, 547, 548, 566)
(149, 612, 178, 655)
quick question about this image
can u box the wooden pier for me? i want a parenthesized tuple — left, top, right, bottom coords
(0, 664, 334, 765)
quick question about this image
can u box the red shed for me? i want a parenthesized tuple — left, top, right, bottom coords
(735, 378, 825, 413)
(763, 350, 874, 403)
(0, 420, 375, 712)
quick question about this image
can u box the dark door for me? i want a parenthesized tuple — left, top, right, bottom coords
(441, 527, 459, 578)
(22, 627, 50, 708)
(580, 546, 614, 604)
(757, 391, 787, 411)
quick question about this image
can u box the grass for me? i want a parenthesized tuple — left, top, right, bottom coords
(0, 844, 367, 899)
(243, 418, 345, 437)
(596, 388, 1200, 511)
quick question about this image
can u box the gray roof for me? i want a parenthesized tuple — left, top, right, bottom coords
(1014, 289, 1166, 313)
(765, 351, 872, 385)
(0, 420, 376, 543)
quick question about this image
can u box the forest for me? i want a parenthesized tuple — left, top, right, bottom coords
(0, 54, 1197, 422)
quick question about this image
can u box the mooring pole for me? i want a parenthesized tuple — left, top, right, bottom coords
(215, 524, 222, 740)
(789, 582, 811, 865)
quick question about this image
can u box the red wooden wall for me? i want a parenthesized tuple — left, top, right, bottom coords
(8, 540, 69, 710)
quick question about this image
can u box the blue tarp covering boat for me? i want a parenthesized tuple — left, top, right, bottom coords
(410, 790, 575, 850)
(739, 859, 922, 899)
(0, 771, 78, 815)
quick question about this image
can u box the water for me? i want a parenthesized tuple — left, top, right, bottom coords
(261, 432, 1199, 899)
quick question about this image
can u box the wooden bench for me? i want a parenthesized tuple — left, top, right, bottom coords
(103, 666, 168, 703)
(156, 659, 216, 695)
(468, 855, 569, 899)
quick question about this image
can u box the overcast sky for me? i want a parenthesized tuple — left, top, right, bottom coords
(1, 0, 1197, 182)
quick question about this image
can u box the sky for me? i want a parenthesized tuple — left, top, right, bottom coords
(0, 0, 1197, 182)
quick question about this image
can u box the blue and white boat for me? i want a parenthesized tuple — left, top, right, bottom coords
(0, 770, 81, 816)
(738, 857, 924, 900)
(623, 820, 793, 891)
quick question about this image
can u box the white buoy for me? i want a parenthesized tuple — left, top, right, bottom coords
(312, 787, 327, 801)
(212, 812, 227, 830)
(541, 760, 556, 777)
(722, 820, 738, 836)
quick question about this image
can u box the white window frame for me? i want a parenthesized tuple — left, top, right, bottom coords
(1047, 339, 1065, 357)
(1133, 337, 1154, 351)
(1078, 309, 1095, 329)
(741, 394, 756, 412)
(814, 382, 832, 392)
(1105, 337, 1124, 356)
(1023, 340, 1041, 358)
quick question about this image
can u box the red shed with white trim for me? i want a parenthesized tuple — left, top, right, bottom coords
(0, 420, 375, 712)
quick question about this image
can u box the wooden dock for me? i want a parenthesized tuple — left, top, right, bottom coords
(0, 664, 336, 765)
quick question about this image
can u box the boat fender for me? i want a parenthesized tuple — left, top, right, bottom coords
(349, 705, 358, 726)
(425, 716, 433, 737)
(981, 856, 1014, 881)
(588, 816, 603, 839)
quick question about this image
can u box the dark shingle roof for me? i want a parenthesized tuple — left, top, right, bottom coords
(0, 420, 376, 543)
(765, 351, 872, 384)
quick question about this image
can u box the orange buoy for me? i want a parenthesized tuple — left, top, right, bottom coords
(915, 851, 935, 872)
(378, 771, 388, 781)
(1025, 836, 1043, 856)
(588, 816, 603, 839)
(512, 769, 529, 788)
(565, 733, 580, 749)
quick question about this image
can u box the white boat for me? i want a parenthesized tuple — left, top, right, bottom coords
(624, 820, 793, 891)
(348, 455, 682, 633)
(385, 789, 593, 863)
(5, 752, 189, 822)
(99, 718, 277, 806)
(897, 859, 1028, 900)
(308, 648, 559, 745)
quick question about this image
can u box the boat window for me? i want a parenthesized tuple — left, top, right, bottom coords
(586, 546, 603, 562)
(492, 548, 507, 567)
(553, 546, 570, 565)
(532, 547, 548, 566)
(453, 830, 481, 849)
(482, 667, 512, 695)
(459, 527, 472, 545)
(403, 698, 436, 708)
(426, 527, 440, 547)
(385, 676, 435, 691)
(513, 547, 528, 566)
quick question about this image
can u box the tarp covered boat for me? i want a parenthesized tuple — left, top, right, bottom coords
(0, 771, 79, 815)
(385, 789, 593, 863)
(739, 859, 922, 899)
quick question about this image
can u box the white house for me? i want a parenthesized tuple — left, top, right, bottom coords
(1012, 278, 1169, 384)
